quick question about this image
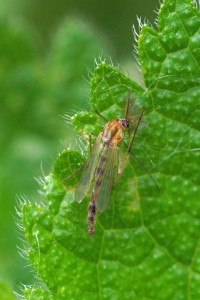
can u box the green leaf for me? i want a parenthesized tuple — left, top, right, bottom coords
(90, 61, 144, 116)
(21, 0, 200, 299)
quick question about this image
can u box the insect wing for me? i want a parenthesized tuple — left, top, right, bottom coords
(75, 137, 102, 203)
(96, 147, 119, 212)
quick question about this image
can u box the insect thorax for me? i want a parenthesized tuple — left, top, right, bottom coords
(102, 118, 125, 146)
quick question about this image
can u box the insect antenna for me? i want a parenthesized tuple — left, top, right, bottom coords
(125, 92, 131, 120)
(125, 93, 131, 137)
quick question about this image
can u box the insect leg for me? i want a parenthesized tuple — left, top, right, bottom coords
(95, 110, 108, 122)
(127, 108, 145, 153)
(63, 165, 83, 182)
(130, 153, 160, 191)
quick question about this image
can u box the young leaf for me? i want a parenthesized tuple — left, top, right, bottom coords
(21, 0, 200, 299)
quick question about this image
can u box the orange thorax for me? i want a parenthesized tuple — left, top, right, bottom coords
(101, 118, 128, 147)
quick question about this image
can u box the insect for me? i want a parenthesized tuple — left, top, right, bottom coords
(75, 99, 144, 235)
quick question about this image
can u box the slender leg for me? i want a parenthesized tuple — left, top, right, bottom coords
(95, 110, 108, 122)
(124, 108, 159, 191)
(130, 153, 160, 191)
(127, 108, 145, 153)
(89, 134, 92, 154)
(63, 166, 82, 182)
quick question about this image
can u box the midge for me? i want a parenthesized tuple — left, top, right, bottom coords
(75, 98, 144, 235)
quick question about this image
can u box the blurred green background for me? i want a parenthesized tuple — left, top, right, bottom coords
(0, 0, 159, 295)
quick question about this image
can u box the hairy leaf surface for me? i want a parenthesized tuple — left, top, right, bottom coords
(22, 0, 200, 299)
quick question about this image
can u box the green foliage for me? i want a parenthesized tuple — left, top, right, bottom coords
(47, 18, 105, 109)
(21, 0, 200, 299)
(0, 281, 16, 300)
(0, 15, 103, 292)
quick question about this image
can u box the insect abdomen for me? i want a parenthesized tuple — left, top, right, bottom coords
(88, 200, 96, 235)
(87, 154, 107, 235)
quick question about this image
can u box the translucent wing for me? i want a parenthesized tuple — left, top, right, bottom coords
(75, 137, 102, 203)
(95, 147, 119, 212)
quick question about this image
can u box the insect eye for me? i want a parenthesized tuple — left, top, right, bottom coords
(124, 120, 129, 128)
(120, 119, 129, 128)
